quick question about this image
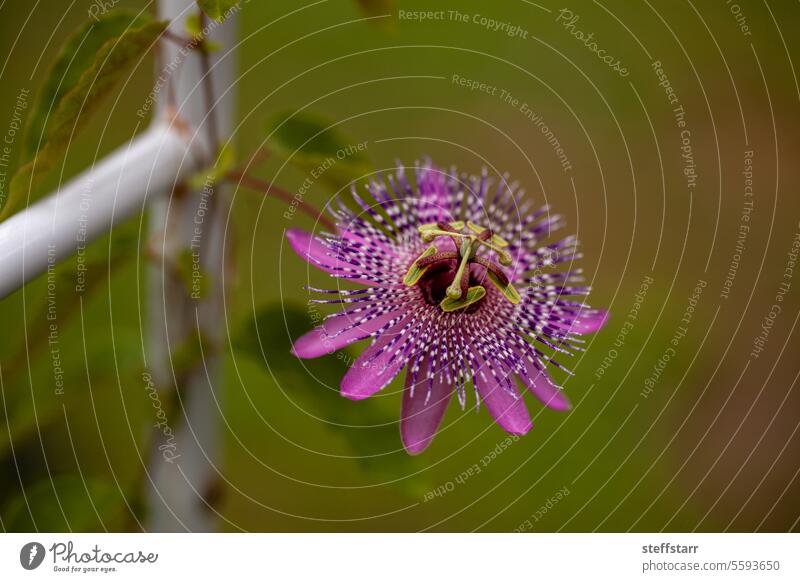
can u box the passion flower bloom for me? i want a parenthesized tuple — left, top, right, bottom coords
(287, 161, 608, 454)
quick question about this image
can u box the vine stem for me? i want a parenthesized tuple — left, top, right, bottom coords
(198, 11, 221, 162)
(226, 170, 336, 231)
(144, 0, 237, 532)
(161, 29, 195, 48)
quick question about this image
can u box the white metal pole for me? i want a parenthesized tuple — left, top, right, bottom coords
(0, 123, 202, 299)
(145, 0, 236, 531)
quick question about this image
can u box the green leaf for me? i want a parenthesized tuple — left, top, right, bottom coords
(2, 474, 124, 532)
(265, 109, 371, 191)
(188, 143, 235, 189)
(197, 0, 240, 22)
(185, 12, 223, 51)
(235, 303, 430, 496)
(23, 10, 153, 161)
(1, 16, 167, 221)
(185, 12, 203, 37)
(0, 242, 138, 458)
(0, 325, 141, 460)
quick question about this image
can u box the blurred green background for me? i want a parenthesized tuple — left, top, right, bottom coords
(0, 0, 798, 532)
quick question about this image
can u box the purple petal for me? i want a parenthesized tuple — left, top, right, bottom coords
(340, 319, 409, 401)
(400, 359, 454, 454)
(286, 228, 338, 274)
(571, 309, 609, 334)
(340, 228, 395, 257)
(549, 309, 610, 335)
(291, 311, 399, 359)
(473, 355, 532, 435)
(416, 164, 452, 223)
(517, 361, 571, 411)
(286, 227, 380, 285)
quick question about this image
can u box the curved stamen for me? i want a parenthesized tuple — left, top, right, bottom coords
(407, 220, 520, 310)
(471, 256, 509, 286)
(415, 251, 459, 268)
(446, 238, 478, 299)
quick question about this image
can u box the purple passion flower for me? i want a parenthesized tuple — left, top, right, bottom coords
(286, 162, 608, 454)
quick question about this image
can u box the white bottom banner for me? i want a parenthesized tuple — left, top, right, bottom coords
(0, 533, 797, 580)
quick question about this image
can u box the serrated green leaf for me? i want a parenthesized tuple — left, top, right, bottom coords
(23, 10, 153, 162)
(2, 475, 124, 532)
(235, 303, 430, 496)
(197, 0, 240, 22)
(267, 110, 367, 162)
(266, 109, 371, 191)
(1, 18, 167, 221)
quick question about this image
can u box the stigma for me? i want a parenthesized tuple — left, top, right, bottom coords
(403, 221, 521, 312)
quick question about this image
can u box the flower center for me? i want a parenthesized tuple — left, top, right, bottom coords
(403, 221, 521, 312)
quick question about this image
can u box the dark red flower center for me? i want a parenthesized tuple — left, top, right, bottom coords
(403, 221, 521, 313)
(418, 262, 490, 313)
